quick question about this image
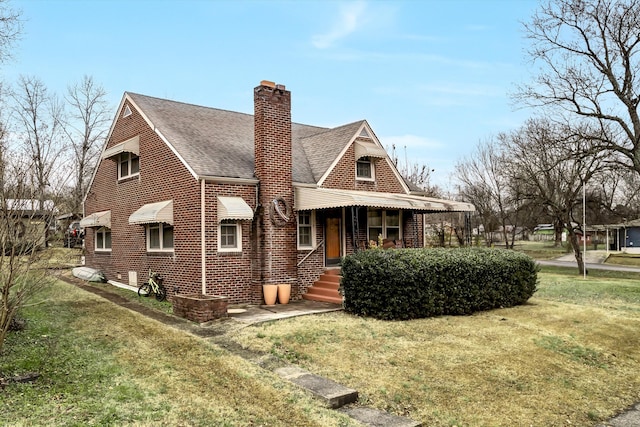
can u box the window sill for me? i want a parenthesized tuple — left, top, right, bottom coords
(117, 174, 140, 184)
(95, 250, 112, 254)
(356, 177, 375, 182)
(217, 250, 243, 255)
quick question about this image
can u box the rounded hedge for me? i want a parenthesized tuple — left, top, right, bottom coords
(341, 247, 538, 320)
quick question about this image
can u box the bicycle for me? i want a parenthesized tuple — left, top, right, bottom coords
(137, 269, 167, 301)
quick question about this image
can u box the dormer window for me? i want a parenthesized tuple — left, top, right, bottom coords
(356, 157, 374, 180)
(118, 152, 140, 180)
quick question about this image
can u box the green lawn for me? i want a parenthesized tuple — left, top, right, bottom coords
(2, 261, 640, 426)
(0, 282, 357, 427)
(231, 267, 640, 426)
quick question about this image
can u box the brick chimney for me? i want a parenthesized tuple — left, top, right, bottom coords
(253, 81, 296, 292)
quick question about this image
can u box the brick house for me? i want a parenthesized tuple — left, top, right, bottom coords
(81, 81, 473, 304)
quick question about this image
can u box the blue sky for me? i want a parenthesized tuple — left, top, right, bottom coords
(5, 0, 540, 189)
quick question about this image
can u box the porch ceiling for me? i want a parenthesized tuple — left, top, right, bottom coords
(294, 187, 474, 212)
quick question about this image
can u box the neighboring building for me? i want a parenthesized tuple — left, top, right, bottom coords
(1, 199, 55, 250)
(81, 81, 473, 304)
(606, 219, 640, 253)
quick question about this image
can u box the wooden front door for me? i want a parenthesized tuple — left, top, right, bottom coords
(325, 215, 342, 266)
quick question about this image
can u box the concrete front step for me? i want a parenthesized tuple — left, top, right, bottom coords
(274, 366, 422, 426)
(275, 366, 358, 409)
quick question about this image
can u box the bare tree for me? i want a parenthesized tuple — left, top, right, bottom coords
(0, 93, 53, 352)
(517, 0, 640, 175)
(388, 144, 440, 196)
(0, 0, 21, 65)
(63, 75, 110, 214)
(505, 118, 606, 275)
(455, 138, 522, 248)
(11, 76, 66, 209)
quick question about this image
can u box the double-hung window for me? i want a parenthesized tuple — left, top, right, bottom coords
(297, 211, 315, 249)
(218, 222, 241, 252)
(95, 227, 112, 252)
(147, 223, 174, 252)
(356, 157, 374, 180)
(367, 210, 383, 242)
(118, 152, 140, 180)
(367, 209, 401, 242)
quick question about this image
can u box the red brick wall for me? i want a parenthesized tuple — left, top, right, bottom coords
(84, 100, 201, 300)
(254, 83, 298, 296)
(203, 182, 258, 303)
(322, 141, 406, 193)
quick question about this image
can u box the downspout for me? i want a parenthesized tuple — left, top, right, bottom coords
(201, 178, 206, 295)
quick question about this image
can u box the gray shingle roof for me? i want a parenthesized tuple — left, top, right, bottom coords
(127, 92, 363, 184)
(300, 121, 365, 182)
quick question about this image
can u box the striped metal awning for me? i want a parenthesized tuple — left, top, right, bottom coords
(101, 135, 140, 159)
(79, 210, 111, 228)
(294, 187, 474, 212)
(354, 140, 387, 160)
(217, 196, 253, 222)
(129, 200, 173, 225)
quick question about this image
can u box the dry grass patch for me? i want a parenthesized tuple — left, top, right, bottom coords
(232, 273, 640, 426)
(2, 281, 358, 427)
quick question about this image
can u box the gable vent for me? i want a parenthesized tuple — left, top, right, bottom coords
(359, 128, 371, 138)
(123, 105, 132, 118)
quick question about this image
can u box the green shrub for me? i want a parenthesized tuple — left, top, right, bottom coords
(341, 247, 538, 320)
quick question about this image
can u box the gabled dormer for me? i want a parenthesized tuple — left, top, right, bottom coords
(313, 121, 409, 194)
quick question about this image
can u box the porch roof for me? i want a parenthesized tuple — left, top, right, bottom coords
(294, 187, 474, 212)
(129, 200, 173, 225)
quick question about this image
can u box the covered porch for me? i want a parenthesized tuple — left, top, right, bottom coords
(294, 187, 475, 303)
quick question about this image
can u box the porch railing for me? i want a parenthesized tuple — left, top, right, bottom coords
(296, 239, 324, 267)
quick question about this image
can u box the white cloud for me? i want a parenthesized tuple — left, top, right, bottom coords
(312, 1, 367, 49)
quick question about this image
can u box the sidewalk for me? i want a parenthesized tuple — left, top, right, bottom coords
(225, 300, 342, 324)
(538, 250, 640, 273)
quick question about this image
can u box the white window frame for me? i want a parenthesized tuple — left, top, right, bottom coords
(95, 227, 112, 252)
(367, 209, 402, 242)
(118, 152, 140, 180)
(297, 211, 316, 249)
(356, 157, 375, 181)
(146, 223, 174, 252)
(218, 222, 242, 253)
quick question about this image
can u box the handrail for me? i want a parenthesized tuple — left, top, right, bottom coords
(296, 239, 324, 267)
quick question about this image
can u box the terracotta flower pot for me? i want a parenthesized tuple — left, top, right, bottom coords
(262, 284, 278, 305)
(277, 283, 291, 304)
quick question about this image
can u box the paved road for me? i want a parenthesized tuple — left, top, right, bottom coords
(538, 259, 640, 273)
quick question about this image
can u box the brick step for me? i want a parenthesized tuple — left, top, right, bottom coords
(318, 274, 341, 284)
(302, 293, 343, 304)
(323, 268, 342, 276)
(311, 280, 340, 290)
(303, 269, 342, 305)
(305, 286, 340, 298)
